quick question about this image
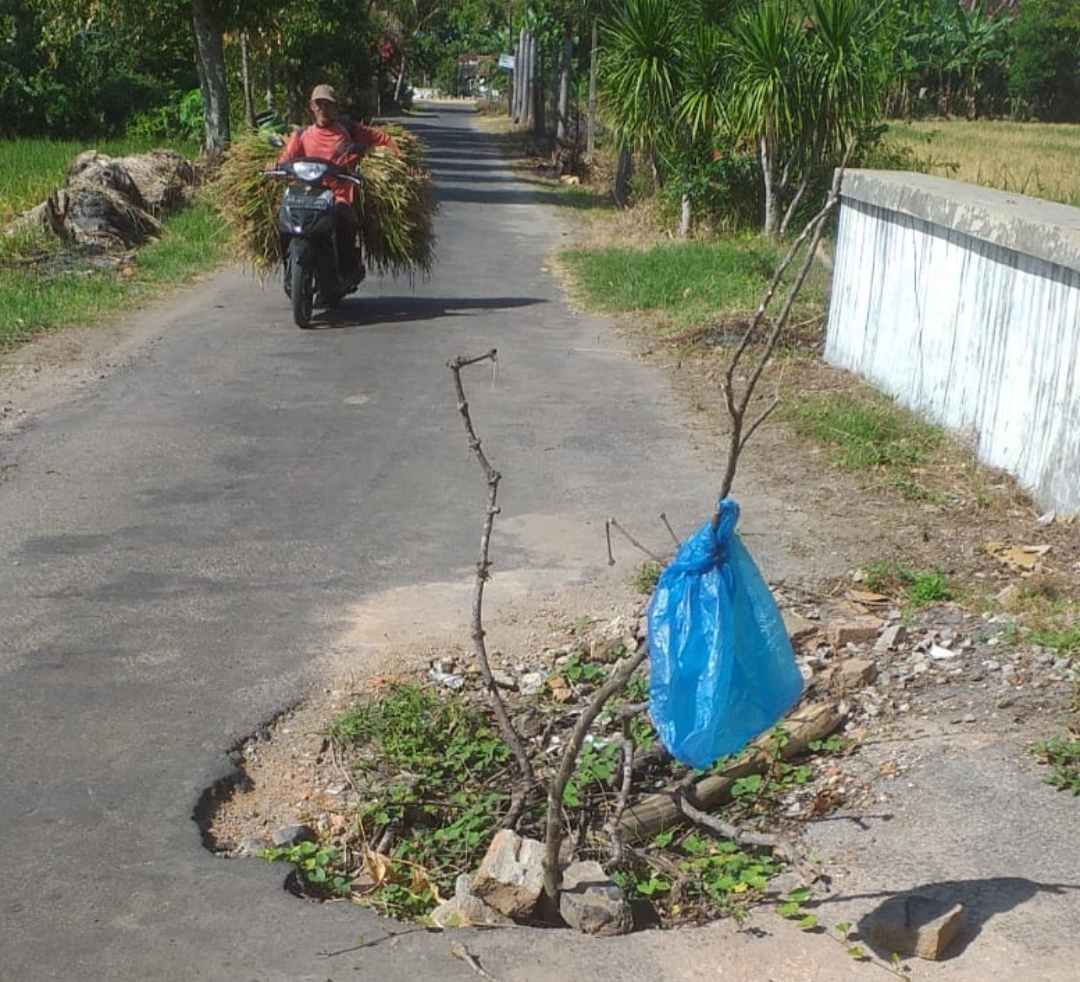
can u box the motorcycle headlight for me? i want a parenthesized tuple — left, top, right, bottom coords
(292, 160, 330, 182)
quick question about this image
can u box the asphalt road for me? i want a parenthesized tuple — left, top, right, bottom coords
(0, 103, 731, 981)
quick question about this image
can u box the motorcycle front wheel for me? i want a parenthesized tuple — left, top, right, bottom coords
(290, 252, 314, 328)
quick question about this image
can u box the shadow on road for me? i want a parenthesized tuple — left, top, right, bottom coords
(297, 294, 547, 330)
(814, 876, 1080, 960)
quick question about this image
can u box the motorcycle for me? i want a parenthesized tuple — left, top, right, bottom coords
(262, 148, 364, 328)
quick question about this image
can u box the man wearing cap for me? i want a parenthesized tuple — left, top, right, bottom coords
(276, 84, 401, 285)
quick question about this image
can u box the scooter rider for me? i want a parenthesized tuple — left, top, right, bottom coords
(276, 83, 401, 285)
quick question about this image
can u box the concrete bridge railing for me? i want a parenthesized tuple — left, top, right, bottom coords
(825, 169, 1080, 515)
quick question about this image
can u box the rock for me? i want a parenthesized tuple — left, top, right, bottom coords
(269, 824, 315, 848)
(472, 830, 545, 919)
(430, 874, 515, 928)
(490, 669, 516, 690)
(826, 617, 884, 648)
(783, 611, 819, 643)
(831, 657, 879, 691)
(519, 671, 546, 697)
(763, 871, 805, 897)
(558, 861, 634, 936)
(928, 644, 957, 661)
(875, 623, 908, 651)
(235, 835, 272, 857)
(862, 895, 964, 960)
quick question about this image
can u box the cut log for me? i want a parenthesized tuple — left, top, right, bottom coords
(615, 701, 845, 843)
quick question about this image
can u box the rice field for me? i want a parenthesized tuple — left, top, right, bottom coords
(884, 119, 1080, 208)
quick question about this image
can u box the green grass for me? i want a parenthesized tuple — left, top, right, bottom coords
(560, 237, 801, 332)
(779, 391, 945, 499)
(1030, 627, 1080, 656)
(884, 120, 1080, 207)
(0, 202, 230, 347)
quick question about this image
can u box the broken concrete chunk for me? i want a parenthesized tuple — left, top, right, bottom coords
(430, 875, 515, 928)
(826, 617, 885, 647)
(472, 829, 545, 919)
(830, 657, 879, 691)
(783, 611, 819, 643)
(558, 860, 634, 936)
(875, 623, 908, 651)
(862, 894, 964, 960)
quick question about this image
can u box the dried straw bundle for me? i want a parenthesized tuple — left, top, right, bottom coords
(206, 132, 281, 270)
(357, 125, 437, 277)
(209, 125, 437, 277)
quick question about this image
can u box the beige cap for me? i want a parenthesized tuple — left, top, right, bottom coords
(310, 84, 338, 103)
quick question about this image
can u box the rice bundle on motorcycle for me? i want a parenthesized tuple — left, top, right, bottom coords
(210, 123, 436, 277)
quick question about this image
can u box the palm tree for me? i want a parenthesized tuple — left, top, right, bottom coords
(726, 0, 891, 235)
(598, 0, 682, 180)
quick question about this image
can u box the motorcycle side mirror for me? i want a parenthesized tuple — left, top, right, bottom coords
(266, 134, 285, 148)
(346, 143, 366, 156)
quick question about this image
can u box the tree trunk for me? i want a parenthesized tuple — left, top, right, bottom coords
(556, 25, 571, 142)
(679, 194, 691, 239)
(393, 56, 406, 106)
(534, 37, 547, 136)
(240, 32, 255, 130)
(515, 29, 527, 123)
(191, 0, 230, 159)
(761, 134, 778, 237)
(525, 34, 537, 131)
(614, 148, 632, 208)
(587, 20, 598, 158)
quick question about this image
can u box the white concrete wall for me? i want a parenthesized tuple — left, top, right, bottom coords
(825, 170, 1080, 515)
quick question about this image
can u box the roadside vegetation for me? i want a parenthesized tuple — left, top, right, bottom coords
(4, 0, 1080, 939)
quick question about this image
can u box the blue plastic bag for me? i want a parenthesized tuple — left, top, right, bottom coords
(647, 498, 804, 770)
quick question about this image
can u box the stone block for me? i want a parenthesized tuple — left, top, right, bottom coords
(862, 894, 964, 961)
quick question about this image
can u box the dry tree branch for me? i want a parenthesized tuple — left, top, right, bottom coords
(447, 349, 535, 792)
(541, 641, 650, 902)
(675, 791, 800, 862)
(715, 158, 850, 517)
(605, 516, 664, 565)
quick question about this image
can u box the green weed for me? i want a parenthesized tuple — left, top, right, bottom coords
(861, 560, 953, 607)
(1030, 736, 1080, 794)
(559, 649, 607, 686)
(634, 561, 663, 594)
(908, 571, 954, 606)
(262, 840, 351, 898)
(563, 739, 621, 807)
(326, 682, 513, 918)
(777, 887, 819, 930)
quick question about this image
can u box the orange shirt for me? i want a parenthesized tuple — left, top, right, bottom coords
(278, 120, 401, 205)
